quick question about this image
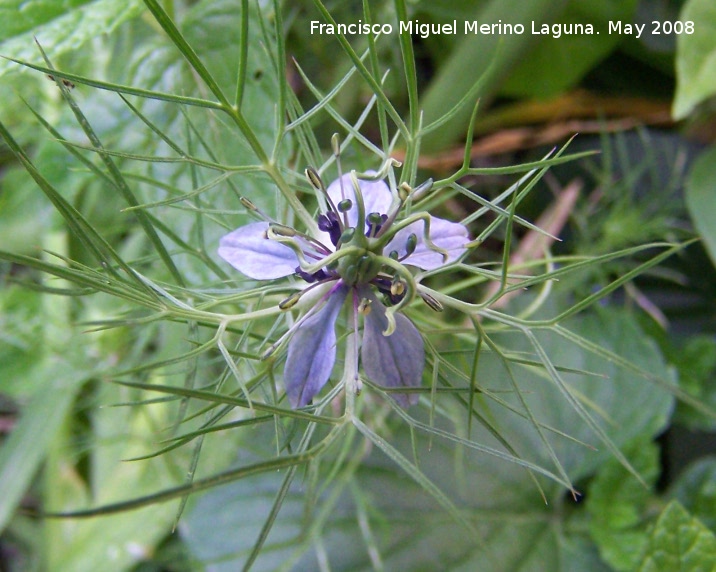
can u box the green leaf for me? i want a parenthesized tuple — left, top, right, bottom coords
(419, 0, 567, 152)
(501, 0, 638, 98)
(180, 308, 673, 570)
(686, 145, 716, 267)
(45, 375, 184, 572)
(0, 361, 88, 532)
(669, 458, 716, 533)
(0, 0, 144, 77)
(671, 337, 716, 430)
(586, 439, 660, 571)
(673, 0, 716, 119)
(635, 501, 716, 572)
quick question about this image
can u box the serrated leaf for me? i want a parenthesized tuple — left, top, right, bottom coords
(686, 145, 716, 268)
(672, 337, 716, 430)
(673, 0, 716, 119)
(586, 439, 660, 571)
(0, 0, 144, 77)
(669, 458, 716, 532)
(636, 500, 716, 572)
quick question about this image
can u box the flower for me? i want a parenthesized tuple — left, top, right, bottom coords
(218, 172, 470, 408)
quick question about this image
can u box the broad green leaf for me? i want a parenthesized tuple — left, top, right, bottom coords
(0, 0, 144, 77)
(673, 0, 716, 119)
(479, 307, 674, 482)
(419, 0, 567, 152)
(181, 307, 673, 570)
(671, 336, 716, 430)
(586, 439, 660, 571)
(686, 145, 716, 267)
(501, 0, 638, 98)
(635, 501, 716, 572)
(45, 374, 182, 572)
(0, 362, 88, 532)
(669, 458, 716, 533)
(0, 285, 46, 398)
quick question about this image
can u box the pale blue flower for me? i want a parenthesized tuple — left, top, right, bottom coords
(219, 172, 469, 408)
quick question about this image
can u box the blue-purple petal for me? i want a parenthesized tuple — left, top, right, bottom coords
(386, 216, 469, 270)
(285, 286, 348, 408)
(325, 173, 393, 231)
(361, 294, 424, 407)
(218, 222, 300, 280)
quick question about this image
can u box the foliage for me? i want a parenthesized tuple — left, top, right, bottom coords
(0, 0, 715, 571)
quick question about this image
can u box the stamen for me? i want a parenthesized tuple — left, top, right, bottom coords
(295, 266, 328, 283)
(240, 196, 257, 211)
(269, 223, 297, 237)
(358, 298, 372, 315)
(411, 178, 433, 202)
(419, 291, 444, 312)
(305, 166, 325, 193)
(390, 277, 405, 297)
(398, 182, 411, 202)
(262, 280, 345, 360)
(332, 134, 350, 228)
(306, 166, 341, 223)
(317, 212, 342, 246)
(337, 199, 352, 213)
(279, 291, 302, 310)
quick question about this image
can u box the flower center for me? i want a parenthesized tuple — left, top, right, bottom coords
(337, 251, 383, 286)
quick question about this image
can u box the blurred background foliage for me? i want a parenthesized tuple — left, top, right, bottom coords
(1, 0, 716, 570)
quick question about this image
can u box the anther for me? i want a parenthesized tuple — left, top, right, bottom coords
(331, 133, 341, 157)
(305, 167, 325, 191)
(358, 298, 372, 315)
(240, 197, 257, 211)
(279, 291, 302, 310)
(398, 182, 412, 202)
(269, 223, 297, 237)
(420, 292, 444, 312)
(390, 277, 406, 297)
(338, 199, 353, 213)
(295, 266, 327, 283)
(412, 178, 433, 201)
